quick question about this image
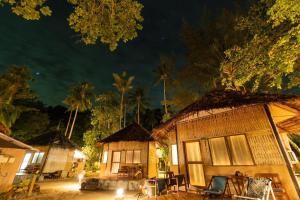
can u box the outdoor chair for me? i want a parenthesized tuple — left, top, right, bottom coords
(167, 174, 187, 194)
(144, 178, 167, 198)
(234, 177, 276, 200)
(255, 173, 289, 200)
(203, 176, 230, 199)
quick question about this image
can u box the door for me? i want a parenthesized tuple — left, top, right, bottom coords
(184, 141, 206, 186)
(111, 151, 121, 174)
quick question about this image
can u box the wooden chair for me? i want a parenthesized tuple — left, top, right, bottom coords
(231, 175, 249, 195)
(203, 176, 230, 199)
(234, 177, 276, 200)
(255, 173, 289, 200)
(167, 174, 188, 195)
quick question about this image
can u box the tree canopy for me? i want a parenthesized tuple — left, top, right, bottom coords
(221, 0, 300, 92)
(1, 0, 143, 51)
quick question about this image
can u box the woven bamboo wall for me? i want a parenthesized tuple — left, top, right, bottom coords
(148, 141, 157, 178)
(175, 105, 285, 175)
(177, 105, 270, 139)
(246, 130, 284, 165)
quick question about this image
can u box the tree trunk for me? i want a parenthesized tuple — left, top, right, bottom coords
(137, 100, 140, 124)
(68, 106, 79, 139)
(123, 102, 127, 128)
(64, 110, 73, 136)
(163, 79, 168, 114)
(119, 92, 124, 129)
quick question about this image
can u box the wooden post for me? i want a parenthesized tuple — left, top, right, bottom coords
(264, 104, 300, 197)
(27, 174, 37, 197)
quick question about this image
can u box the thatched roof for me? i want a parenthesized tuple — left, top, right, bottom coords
(0, 132, 37, 150)
(100, 123, 153, 143)
(26, 130, 79, 149)
(153, 90, 300, 136)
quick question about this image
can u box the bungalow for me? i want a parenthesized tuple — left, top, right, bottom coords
(0, 132, 37, 193)
(99, 123, 157, 178)
(25, 130, 85, 179)
(152, 90, 300, 199)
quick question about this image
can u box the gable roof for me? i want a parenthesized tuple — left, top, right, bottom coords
(0, 132, 37, 150)
(153, 90, 300, 136)
(100, 123, 153, 143)
(26, 130, 79, 149)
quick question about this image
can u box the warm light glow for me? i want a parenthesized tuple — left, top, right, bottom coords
(74, 150, 85, 159)
(171, 144, 178, 165)
(102, 151, 108, 163)
(115, 188, 124, 199)
(63, 184, 80, 191)
(156, 148, 162, 158)
(78, 172, 85, 183)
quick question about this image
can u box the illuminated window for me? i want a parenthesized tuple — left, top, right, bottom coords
(111, 151, 121, 173)
(20, 153, 32, 170)
(102, 151, 108, 163)
(133, 150, 141, 163)
(209, 137, 231, 166)
(126, 151, 133, 163)
(32, 152, 44, 164)
(228, 135, 254, 165)
(171, 144, 178, 165)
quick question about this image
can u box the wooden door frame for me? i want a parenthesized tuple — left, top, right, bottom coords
(183, 140, 205, 186)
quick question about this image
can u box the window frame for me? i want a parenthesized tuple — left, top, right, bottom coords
(208, 134, 255, 166)
(102, 151, 108, 164)
(171, 144, 178, 165)
(111, 151, 121, 174)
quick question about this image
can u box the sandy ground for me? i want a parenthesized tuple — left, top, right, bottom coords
(19, 179, 139, 200)
(14, 179, 207, 200)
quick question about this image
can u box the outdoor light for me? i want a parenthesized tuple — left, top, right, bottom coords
(78, 171, 85, 183)
(115, 188, 124, 199)
(74, 149, 85, 159)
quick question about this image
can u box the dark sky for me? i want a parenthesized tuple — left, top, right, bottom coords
(0, 0, 235, 107)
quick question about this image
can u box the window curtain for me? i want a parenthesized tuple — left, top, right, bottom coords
(209, 137, 231, 165)
(228, 135, 253, 165)
(133, 150, 141, 163)
(186, 142, 202, 162)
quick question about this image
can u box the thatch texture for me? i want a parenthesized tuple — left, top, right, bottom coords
(26, 130, 79, 149)
(101, 123, 153, 143)
(153, 90, 300, 137)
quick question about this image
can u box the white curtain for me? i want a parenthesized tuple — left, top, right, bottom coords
(228, 135, 253, 165)
(209, 137, 231, 165)
(133, 150, 141, 163)
(186, 142, 202, 162)
(126, 151, 133, 163)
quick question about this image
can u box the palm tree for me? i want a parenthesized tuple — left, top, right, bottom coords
(64, 82, 94, 139)
(128, 87, 149, 124)
(112, 71, 135, 129)
(154, 55, 175, 115)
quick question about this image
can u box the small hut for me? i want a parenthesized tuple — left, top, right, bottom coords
(25, 130, 85, 178)
(99, 123, 156, 178)
(152, 90, 300, 199)
(0, 132, 37, 193)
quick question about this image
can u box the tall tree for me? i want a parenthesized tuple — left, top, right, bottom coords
(0, 66, 35, 133)
(220, 0, 300, 92)
(112, 71, 134, 129)
(64, 82, 94, 139)
(154, 55, 175, 116)
(128, 87, 149, 124)
(1, 0, 143, 51)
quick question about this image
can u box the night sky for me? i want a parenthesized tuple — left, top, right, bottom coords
(0, 0, 235, 107)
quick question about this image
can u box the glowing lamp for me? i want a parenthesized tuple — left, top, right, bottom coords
(115, 188, 124, 199)
(74, 150, 85, 159)
(78, 171, 85, 183)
